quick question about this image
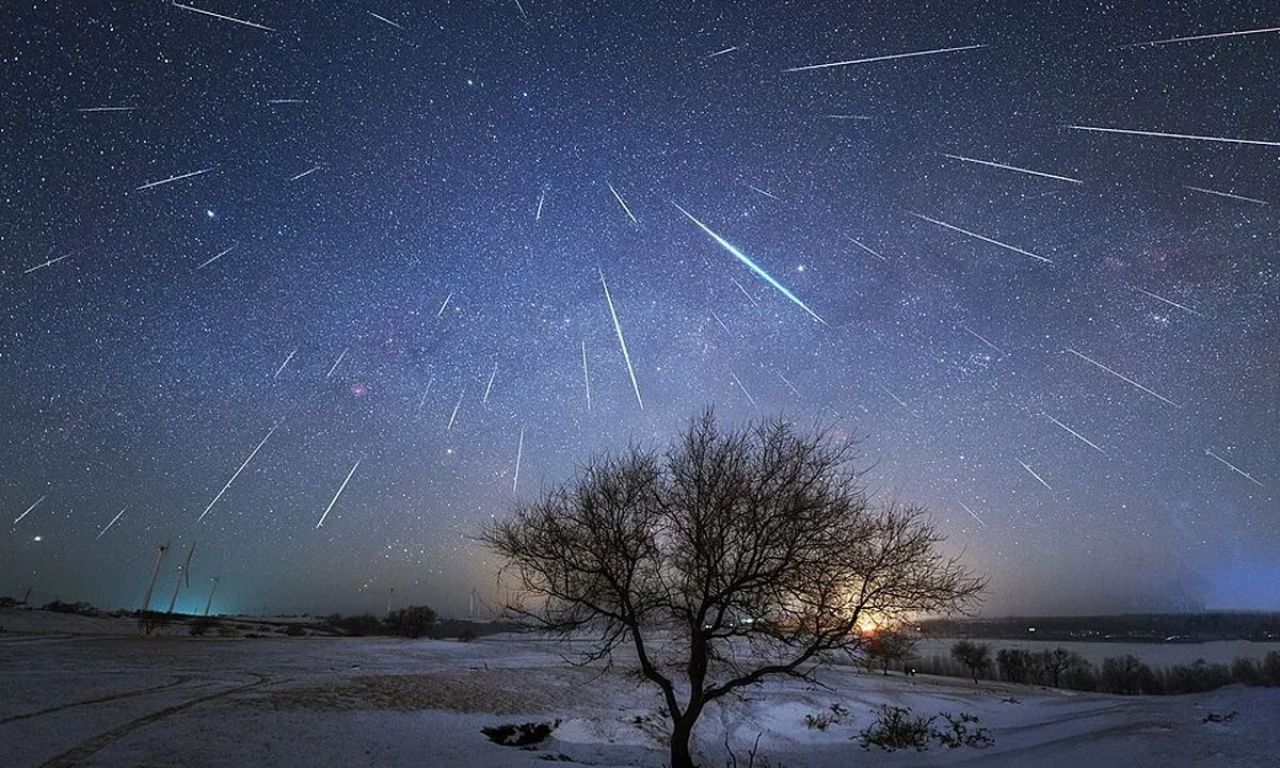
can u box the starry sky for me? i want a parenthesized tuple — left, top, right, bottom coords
(2, 1, 1277, 618)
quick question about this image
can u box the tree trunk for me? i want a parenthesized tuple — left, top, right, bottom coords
(670, 718, 696, 768)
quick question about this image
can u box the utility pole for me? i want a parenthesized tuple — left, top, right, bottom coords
(386, 586, 395, 615)
(141, 541, 170, 612)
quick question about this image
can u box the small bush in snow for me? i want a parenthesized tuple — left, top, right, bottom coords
(933, 712, 994, 748)
(188, 617, 219, 636)
(481, 720, 559, 747)
(804, 703, 848, 730)
(857, 705, 934, 751)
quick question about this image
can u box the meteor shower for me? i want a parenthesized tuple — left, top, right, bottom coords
(2, 3, 1278, 767)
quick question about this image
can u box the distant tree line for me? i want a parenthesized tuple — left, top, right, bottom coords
(891, 640, 1280, 695)
(323, 605, 438, 638)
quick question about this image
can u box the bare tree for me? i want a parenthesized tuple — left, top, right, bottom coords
(951, 640, 992, 684)
(863, 628, 918, 676)
(482, 411, 984, 768)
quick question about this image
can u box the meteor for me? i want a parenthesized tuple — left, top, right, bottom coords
(846, 236, 887, 262)
(943, 153, 1083, 184)
(483, 361, 497, 403)
(1132, 286, 1202, 317)
(512, 427, 525, 494)
(581, 339, 592, 412)
(777, 371, 801, 397)
(273, 348, 297, 380)
(957, 501, 986, 527)
(289, 165, 321, 181)
(436, 291, 453, 317)
(415, 376, 435, 416)
(135, 166, 217, 191)
(367, 10, 403, 29)
(821, 114, 871, 120)
(13, 495, 46, 526)
(708, 46, 739, 58)
(1183, 185, 1268, 205)
(326, 348, 348, 379)
(172, 2, 274, 31)
(447, 389, 464, 430)
(730, 372, 758, 408)
(783, 44, 985, 72)
(97, 507, 128, 539)
(1067, 125, 1280, 148)
(76, 106, 137, 113)
(745, 184, 779, 200)
(267, 99, 309, 105)
(1018, 460, 1053, 490)
(1120, 25, 1280, 48)
(961, 324, 1004, 354)
(535, 189, 546, 220)
(606, 182, 638, 223)
(910, 212, 1052, 264)
(316, 460, 361, 528)
(673, 202, 827, 324)
(23, 254, 71, 274)
(197, 424, 278, 522)
(1042, 413, 1106, 454)
(881, 385, 918, 418)
(711, 311, 731, 335)
(730, 277, 759, 306)
(1065, 348, 1180, 408)
(1205, 449, 1264, 488)
(197, 242, 237, 269)
(599, 268, 644, 409)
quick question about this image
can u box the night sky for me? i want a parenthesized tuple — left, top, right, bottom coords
(2, 1, 1277, 617)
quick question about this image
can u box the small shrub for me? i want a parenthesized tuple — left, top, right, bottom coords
(44, 600, 97, 616)
(1230, 657, 1265, 686)
(188, 617, 219, 636)
(334, 614, 382, 636)
(1263, 651, 1280, 686)
(285, 624, 306, 636)
(804, 702, 848, 730)
(933, 712, 994, 749)
(858, 705, 934, 751)
(482, 720, 559, 747)
(137, 610, 170, 636)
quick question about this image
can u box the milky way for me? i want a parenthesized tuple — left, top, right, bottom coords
(1, 2, 1277, 616)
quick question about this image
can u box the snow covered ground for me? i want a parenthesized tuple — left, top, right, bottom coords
(2, 609, 1277, 768)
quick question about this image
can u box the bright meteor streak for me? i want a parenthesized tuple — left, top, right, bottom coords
(607, 182, 638, 223)
(957, 501, 986, 527)
(197, 424, 278, 522)
(13, 495, 47, 526)
(1065, 348, 1180, 408)
(672, 202, 826, 324)
(172, 2, 275, 32)
(1119, 25, 1280, 48)
(1205, 449, 1264, 488)
(783, 44, 985, 72)
(599, 268, 644, 409)
(316, 459, 361, 528)
(97, 507, 128, 539)
(1183, 185, 1268, 205)
(1018, 460, 1053, 490)
(1042, 413, 1106, 454)
(1067, 125, 1280, 148)
(135, 166, 217, 191)
(943, 153, 1083, 184)
(910, 212, 1052, 264)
